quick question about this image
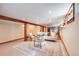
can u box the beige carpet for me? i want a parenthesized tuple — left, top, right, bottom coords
(13, 41, 63, 56)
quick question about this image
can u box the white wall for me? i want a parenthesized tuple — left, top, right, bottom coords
(60, 4, 79, 55)
(0, 20, 24, 43)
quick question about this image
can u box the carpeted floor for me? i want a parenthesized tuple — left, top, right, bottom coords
(0, 40, 66, 56)
(13, 41, 63, 56)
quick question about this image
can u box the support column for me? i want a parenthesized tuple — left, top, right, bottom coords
(42, 26, 44, 32)
(24, 23, 27, 41)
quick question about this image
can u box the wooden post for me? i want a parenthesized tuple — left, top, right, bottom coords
(24, 23, 27, 41)
(40, 26, 44, 32)
(42, 26, 44, 32)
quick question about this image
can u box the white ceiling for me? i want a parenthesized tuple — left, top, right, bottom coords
(0, 3, 71, 26)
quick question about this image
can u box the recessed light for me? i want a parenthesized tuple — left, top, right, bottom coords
(48, 10, 52, 14)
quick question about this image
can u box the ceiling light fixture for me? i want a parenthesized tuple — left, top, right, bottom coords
(48, 10, 52, 14)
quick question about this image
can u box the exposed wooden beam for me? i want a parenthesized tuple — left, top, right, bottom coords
(0, 15, 46, 27)
(0, 15, 26, 23)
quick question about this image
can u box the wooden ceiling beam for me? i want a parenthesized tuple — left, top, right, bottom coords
(0, 15, 46, 27)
